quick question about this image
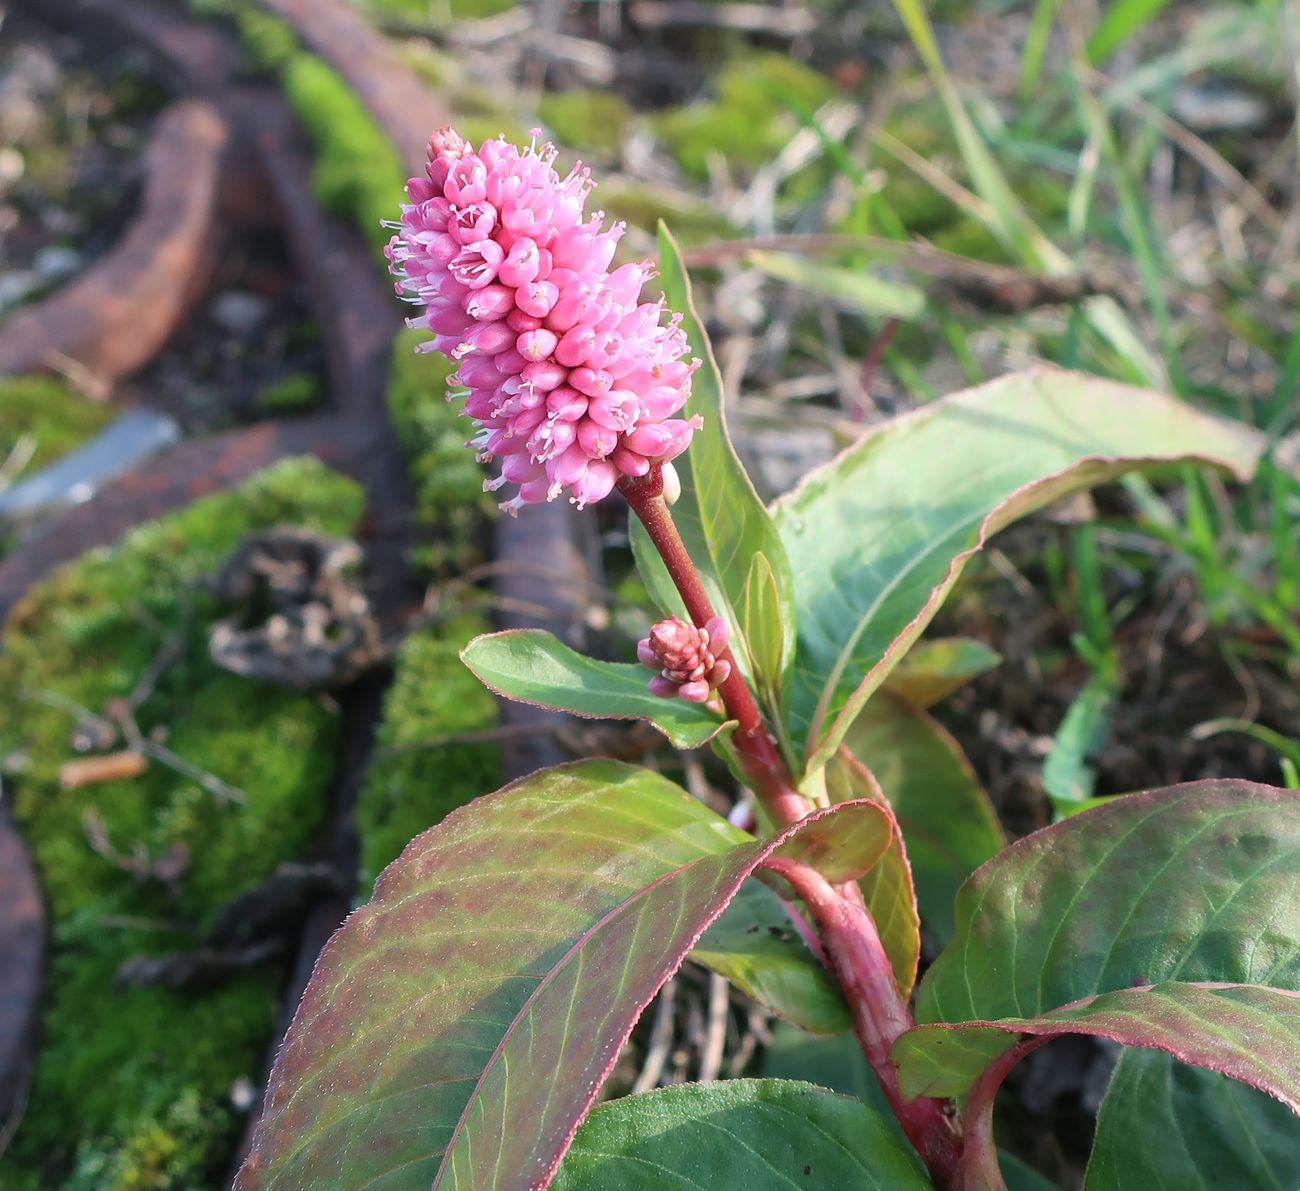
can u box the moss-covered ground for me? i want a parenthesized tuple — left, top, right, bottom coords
(0, 457, 363, 1189)
(0, 375, 115, 473)
(353, 614, 498, 890)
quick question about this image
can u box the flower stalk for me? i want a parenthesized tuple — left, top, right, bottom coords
(619, 470, 808, 829)
(621, 467, 966, 1188)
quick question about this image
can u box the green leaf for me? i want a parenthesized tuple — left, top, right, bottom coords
(1002, 1153, 1063, 1191)
(461, 628, 731, 750)
(552, 1080, 933, 1190)
(773, 371, 1266, 774)
(894, 981, 1300, 1105)
(1086, 0, 1173, 65)
(1042, 670, 1117, 807)
(742, 551, 788, 707)
(748, 251, 928, 320)
(840, 692, 1004, 944)
(915, 780, 1300, 1025)
(655, 225, 796, 700)
(629, 515, 687, 619)
(1086, 1049, 1300, 1190)
(691, 879, 851, 1035)
(882, 637, 1001, 709)
(763, 1028, 1052, 1191)
(824, 748, 921, 997)
(237, 761, 890, 1190)
(762, 1019, 884, 1106)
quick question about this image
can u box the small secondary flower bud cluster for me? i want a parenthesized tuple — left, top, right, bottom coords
(386, 128, 702, 514)
(637, 616, 732, 703)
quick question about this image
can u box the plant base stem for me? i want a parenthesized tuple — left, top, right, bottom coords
(765, 857, 964, 1185)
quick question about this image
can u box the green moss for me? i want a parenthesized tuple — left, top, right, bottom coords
(0, 375, 115, 472)
(386, 328, 494, 574)
(354, 614, 498, 889)
(230, 4, 299, 73)
(0, 457, 364, 1188)
(280, 54, 406, 257)
(654, 52, 834, 182)
(257, 371, 321, 412)
(537, 90, 632, 158)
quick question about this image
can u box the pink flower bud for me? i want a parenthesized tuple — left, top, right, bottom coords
(577, 418, 617, 459)
(522, 360, 568, 392)
(517, 328, 559, 361)
(546, 387, 587, 421)
(498, 237, 541, 287)
(507, 309, 543, 333)
(636, 615, 732, 702)
(464, 285, 515, 321)
(570, 367, 612, 397)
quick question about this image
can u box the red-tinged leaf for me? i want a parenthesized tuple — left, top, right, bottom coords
(882, 637, 1001, 709)
(894, 981, 1300, 1105)
(825, 749, 921, 998)
(236, 761, 890, 1191)
(841, 692, 1004, 944)
(773, 370, 1266, 773)
(461, 628, 733, 749)
(915, 780, 1300, 1025)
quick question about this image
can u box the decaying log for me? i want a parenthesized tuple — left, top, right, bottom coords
(0, 101, 231, 384)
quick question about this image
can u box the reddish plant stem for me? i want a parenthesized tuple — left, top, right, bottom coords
(620, 469, 967, 1188)
(950, 1037, 1047, 1190)
(620, 473, 807, 828)
(765, 857, 964, 1184)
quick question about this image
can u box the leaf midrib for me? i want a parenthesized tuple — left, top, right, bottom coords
(432, 845, 757, 1186)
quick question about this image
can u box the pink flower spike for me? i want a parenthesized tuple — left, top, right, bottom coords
(387, 127, 701, 509)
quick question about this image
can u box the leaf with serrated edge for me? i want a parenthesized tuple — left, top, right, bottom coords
(824, 750, 921, 997)
(883, 637, 1001, 709)
(691, 880, 851, 1034)
(461, 629, 731, 750)
(774, 370, 1265, 773)
(916, 780, 1300, 1025)
(551, 1079, 932, 1190)
(842, 692, 1004, 944)
(236, 761, 891, 1191)
(894, 981, 1300, 1105)
(655, 225, 796, 695)
(1086, 1049, 1300, 1190)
